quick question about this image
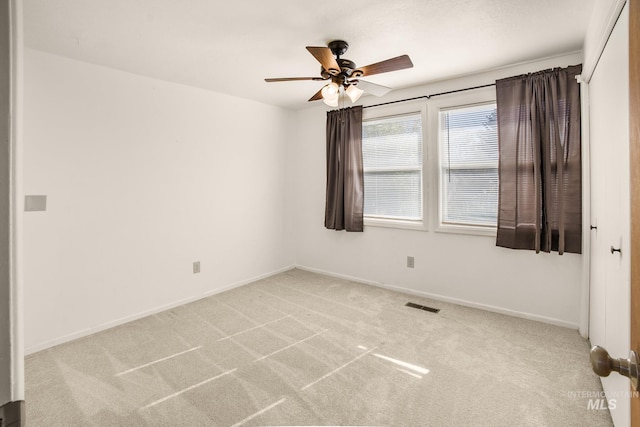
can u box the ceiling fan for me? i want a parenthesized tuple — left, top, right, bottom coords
(264, 40, 413, 107)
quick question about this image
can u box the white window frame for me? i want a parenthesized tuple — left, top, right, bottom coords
(362, 101, 428, 231)
(427, 87, 498, 237)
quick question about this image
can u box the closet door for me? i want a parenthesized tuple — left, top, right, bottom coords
(588, 5, 630, 426)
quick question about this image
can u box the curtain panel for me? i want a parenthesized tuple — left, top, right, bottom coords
(325, 106, 364, 232)
(495, 65, 582, 254)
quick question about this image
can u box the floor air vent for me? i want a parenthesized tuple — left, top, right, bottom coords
(405, 302, 440, 313)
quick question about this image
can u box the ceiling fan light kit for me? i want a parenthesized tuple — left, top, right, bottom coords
(265, 40, 413, 106)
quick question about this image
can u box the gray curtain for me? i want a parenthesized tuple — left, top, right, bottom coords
(496, 65, 582, 254)
(325, 106, 364, 232)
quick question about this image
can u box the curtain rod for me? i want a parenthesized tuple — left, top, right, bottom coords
(362, 82, 496, 109)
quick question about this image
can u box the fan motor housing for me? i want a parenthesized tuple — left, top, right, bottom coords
(321, 58, 357, 80)
(338, 59, 356, 76)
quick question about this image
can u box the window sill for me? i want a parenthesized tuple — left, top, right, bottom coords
(364, 217, 427, 231)
(436, 223, 496, 237)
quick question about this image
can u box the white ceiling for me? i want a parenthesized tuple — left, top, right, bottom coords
(24, 0, 595, 109)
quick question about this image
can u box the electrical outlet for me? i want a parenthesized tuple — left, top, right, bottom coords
(407, 256, 415, 268)
(193, 261, 200, 274)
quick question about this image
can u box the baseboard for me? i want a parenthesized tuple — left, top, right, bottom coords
(26, 262, 578, 354)
(25, 264, 296, 355)
(294, 265, 579, 330)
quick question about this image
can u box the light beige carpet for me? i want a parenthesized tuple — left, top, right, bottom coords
(25, 269, 612, 426)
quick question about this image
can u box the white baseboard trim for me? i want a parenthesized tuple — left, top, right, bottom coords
(26, 262, 578, 354)
(294, 265, 579, 330)
(25, 264, 296, 355)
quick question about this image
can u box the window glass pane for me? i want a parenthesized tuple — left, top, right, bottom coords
(363, 114, 422, 169)
(362, 113, 423, 221)
(364, 171, 422, 220)
(441, 168, 498, 226)
(440, 103, 498, 227)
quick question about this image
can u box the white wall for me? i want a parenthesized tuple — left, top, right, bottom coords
(23, 49, 295, 353)
(291, 52, 585, 328)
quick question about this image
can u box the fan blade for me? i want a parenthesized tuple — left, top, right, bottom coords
(356, 80, 392, 97)
(306, 46, 341, 75)
(355, 55, 413, 77)
(308, 87, 324, 102)
(265, 77, 326, 82)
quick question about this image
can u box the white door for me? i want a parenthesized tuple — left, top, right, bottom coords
(588, 5, 630, 426)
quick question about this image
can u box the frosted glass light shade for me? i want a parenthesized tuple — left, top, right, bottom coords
(323, 94, 339, 107)
(321, 82, 340, 107)
(345, 84, 364, 103)
(321, 82, 340, 98)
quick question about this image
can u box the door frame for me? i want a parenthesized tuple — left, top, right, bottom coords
(629, 0, 639, 424)
(0, 0, 24, 424)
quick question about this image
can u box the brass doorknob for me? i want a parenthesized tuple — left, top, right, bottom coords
(590, 345, 639, 391)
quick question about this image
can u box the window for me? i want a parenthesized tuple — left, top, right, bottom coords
(362, 109, 424, 226)
(439, 102, 498, 229)
(360, 92, 496, 234)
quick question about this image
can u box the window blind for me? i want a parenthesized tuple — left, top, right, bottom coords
(362, 113, 423, 220)
(440, 103, 498, 227)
